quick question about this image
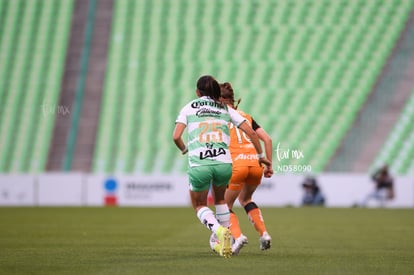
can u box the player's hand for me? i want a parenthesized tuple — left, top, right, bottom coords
(263, 166, 274, 178)
(258, 157, 273, 177)
(258, 157, 271, 168)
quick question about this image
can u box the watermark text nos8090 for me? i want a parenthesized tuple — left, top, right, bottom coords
(274, 142, 312, 173)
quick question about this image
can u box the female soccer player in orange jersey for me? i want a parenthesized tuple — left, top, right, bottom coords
(220, 82, 274, 255)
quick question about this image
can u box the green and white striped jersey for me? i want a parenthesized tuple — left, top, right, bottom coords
(176, 96, 246, 167)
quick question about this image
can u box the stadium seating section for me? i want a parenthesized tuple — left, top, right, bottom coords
(0, 0, 412, 174)
(0, 0, 73, 172)
(371, 91, 414, 175)
(93, 0, 413, 174)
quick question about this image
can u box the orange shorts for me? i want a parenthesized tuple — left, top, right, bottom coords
(227, 165, 264, 191)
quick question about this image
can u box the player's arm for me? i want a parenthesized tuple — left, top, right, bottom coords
(252, 119, 272, 163)
(173, 122, 188, 154)
(256, 128, 272, 161)
(252, 119, 274, 177)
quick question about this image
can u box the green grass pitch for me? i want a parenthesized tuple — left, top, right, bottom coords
(0, 207, 413, 275)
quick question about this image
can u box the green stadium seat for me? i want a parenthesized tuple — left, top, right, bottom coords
(92, 0, 414, 174)
(0, 0, 73, 172)
(371, 92, 414, 175)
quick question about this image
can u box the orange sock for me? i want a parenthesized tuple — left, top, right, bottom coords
(246, 206, 267, 236)
(229, 211, 242, 239)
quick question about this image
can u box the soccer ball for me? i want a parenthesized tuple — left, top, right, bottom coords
(209, 232, 219, 251)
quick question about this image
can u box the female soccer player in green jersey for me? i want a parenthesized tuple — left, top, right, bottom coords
(173, 75, 271, 258)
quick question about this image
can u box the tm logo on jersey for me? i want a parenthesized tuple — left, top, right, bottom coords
(200, 143, 226, 160)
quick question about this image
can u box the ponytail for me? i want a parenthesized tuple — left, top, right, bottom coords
(219, 82, 241, 109)
(197, 75, 222, 103)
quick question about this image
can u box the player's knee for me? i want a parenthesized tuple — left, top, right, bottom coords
(238, 198, 249, 207)
(238, 195, 253, 207)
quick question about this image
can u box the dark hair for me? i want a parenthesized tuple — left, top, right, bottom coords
(219, 82, 241, 109)
(196, 75, 221, 102)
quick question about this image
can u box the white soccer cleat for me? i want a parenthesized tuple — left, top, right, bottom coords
(232, 234, 248, 256)
(259, 232, 271, 250)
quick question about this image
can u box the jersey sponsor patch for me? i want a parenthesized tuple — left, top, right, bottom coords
(234, 153, 258, 161)
(200, 148, 226, 160)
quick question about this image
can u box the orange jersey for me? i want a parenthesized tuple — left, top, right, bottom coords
(229, 110, 260, 167)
